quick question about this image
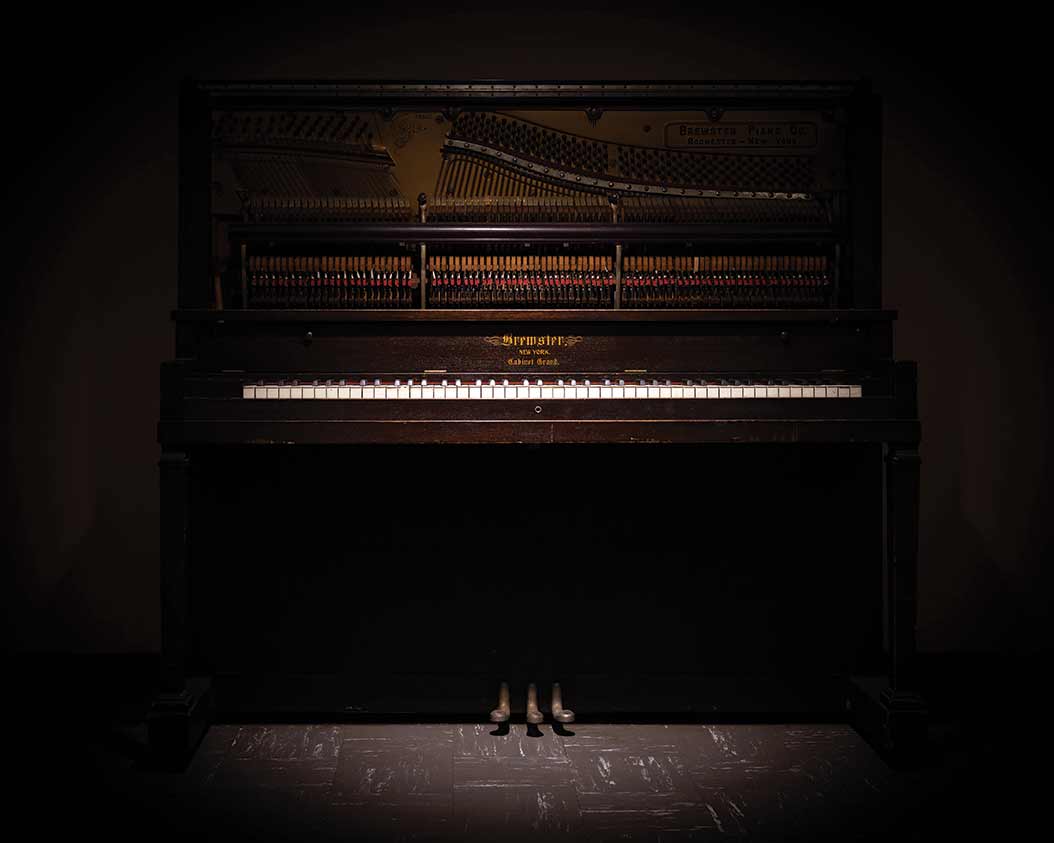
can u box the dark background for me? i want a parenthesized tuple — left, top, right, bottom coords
(3, 1, 1051, 663)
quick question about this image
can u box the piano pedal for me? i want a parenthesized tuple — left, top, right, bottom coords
(526, 682, 544, 725)
(489, 681, 510, 723)
(550, 682, 575, 724)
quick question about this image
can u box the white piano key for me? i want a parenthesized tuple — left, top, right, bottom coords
(802, 386, 815, 398)
(242, 385, 255, 399)
(719, 387, 731, 399)
(290, 387, 303, 399)
(263, 386, 277, 399)
(575, 387, 588, 399)
(600, 386, 613, 399)
(670, 386, 685, 399)
(553, 387, 565, 399)
(516, 386, 531, 399)
(445, 386, 458, 399)
(482, 387, 494, 399)
(528, 386, 540, 399)
(588, 386, 601, 399)
(541, 387, 554, 399)
(659, 386, 671, 399)
(850, 385, 863, 398)
(422, 387, 434, 399)
(790, 386, 802, 398)
(730, 386, 743, 399)
(777, 386, 789, 398)
(470, 386, 481, 399)
(457, 386, 469, 399)
(397, 386, 410, 399)
(327, 386, 340, 399)
(362, 387, 374, 399)
(337, 387, 349, 399)
(349, 387, 362, 399)
(702, 386, 716, 398)
(300, 387, 314, 399)
(410, 387, 422, 399)
(645, 386, 659, 399)
(613, 386, 624, 399)
(741, 386, 754, 398)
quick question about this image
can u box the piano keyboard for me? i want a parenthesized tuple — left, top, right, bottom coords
(242, 378, 863, 400)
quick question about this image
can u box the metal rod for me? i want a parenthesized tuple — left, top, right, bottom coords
(228, 223, 837, 245)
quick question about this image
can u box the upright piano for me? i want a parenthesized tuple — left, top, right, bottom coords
(153, 81, 925, 764)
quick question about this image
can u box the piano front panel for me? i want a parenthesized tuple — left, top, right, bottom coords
(179, 313, 892, 373)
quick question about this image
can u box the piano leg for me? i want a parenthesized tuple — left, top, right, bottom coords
(148, 449, 213, 769)
(850, 444, 928, 762)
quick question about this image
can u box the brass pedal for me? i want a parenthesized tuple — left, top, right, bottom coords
(550, 682, 575, 724)
(526, 682, 544, 725)
(489, 681, 510, 724)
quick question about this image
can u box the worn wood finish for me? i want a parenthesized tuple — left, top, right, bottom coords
(179, 722, 902, 839)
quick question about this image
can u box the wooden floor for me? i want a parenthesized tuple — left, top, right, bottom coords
(165, 722, 917, 840)
(9, 654, 1049, 840)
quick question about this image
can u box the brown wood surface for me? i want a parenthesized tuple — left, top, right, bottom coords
(181, 722, 902, 839)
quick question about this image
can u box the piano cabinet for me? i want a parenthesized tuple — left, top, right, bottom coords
(151, 80, 924, 767)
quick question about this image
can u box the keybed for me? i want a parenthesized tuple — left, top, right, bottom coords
(241, 376, 863, 401)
